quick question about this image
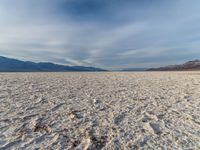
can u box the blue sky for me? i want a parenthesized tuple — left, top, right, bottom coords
(0, 0, 200, 69)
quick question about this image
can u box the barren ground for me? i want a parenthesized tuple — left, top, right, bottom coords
(0, 72, 200, 150)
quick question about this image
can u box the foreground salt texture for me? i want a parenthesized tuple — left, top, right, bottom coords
(0, 72, 200, 149)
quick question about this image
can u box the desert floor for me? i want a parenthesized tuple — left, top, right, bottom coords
(0, 72, 200, 150)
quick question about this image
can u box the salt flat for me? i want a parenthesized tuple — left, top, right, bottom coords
(0, 72, 200, 150)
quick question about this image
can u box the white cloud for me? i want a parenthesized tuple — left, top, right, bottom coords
(1, 0, 200, 69)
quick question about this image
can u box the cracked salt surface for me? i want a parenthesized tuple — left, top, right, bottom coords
(0, 72, 200, 149)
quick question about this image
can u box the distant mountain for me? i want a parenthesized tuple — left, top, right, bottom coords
(0, 56, 106, 72)
(121, 68, 147, 71)
(147, 60, 200, 71)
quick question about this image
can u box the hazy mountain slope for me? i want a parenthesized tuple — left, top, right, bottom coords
(0, 56, 106, 72)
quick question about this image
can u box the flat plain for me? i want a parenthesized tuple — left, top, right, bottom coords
(0, 72, 200, 149)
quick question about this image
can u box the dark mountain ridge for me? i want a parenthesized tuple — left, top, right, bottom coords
(147, 60, 200, 71)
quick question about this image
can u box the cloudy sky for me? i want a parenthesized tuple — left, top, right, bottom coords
(1, 0, 200, 69)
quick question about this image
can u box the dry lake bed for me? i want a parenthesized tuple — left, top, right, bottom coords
(0, 72, 200, 150)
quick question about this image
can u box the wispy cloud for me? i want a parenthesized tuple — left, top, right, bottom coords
(0, 0, 200, 69)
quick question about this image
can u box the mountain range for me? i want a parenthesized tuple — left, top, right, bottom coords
(121, 68, 147, 71)
(1, 56, 200, 72)
(0, 56, 106, 72)
(147, 60, 200, 71)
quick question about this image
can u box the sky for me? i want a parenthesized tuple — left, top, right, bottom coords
(1, 0, 200, 70)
